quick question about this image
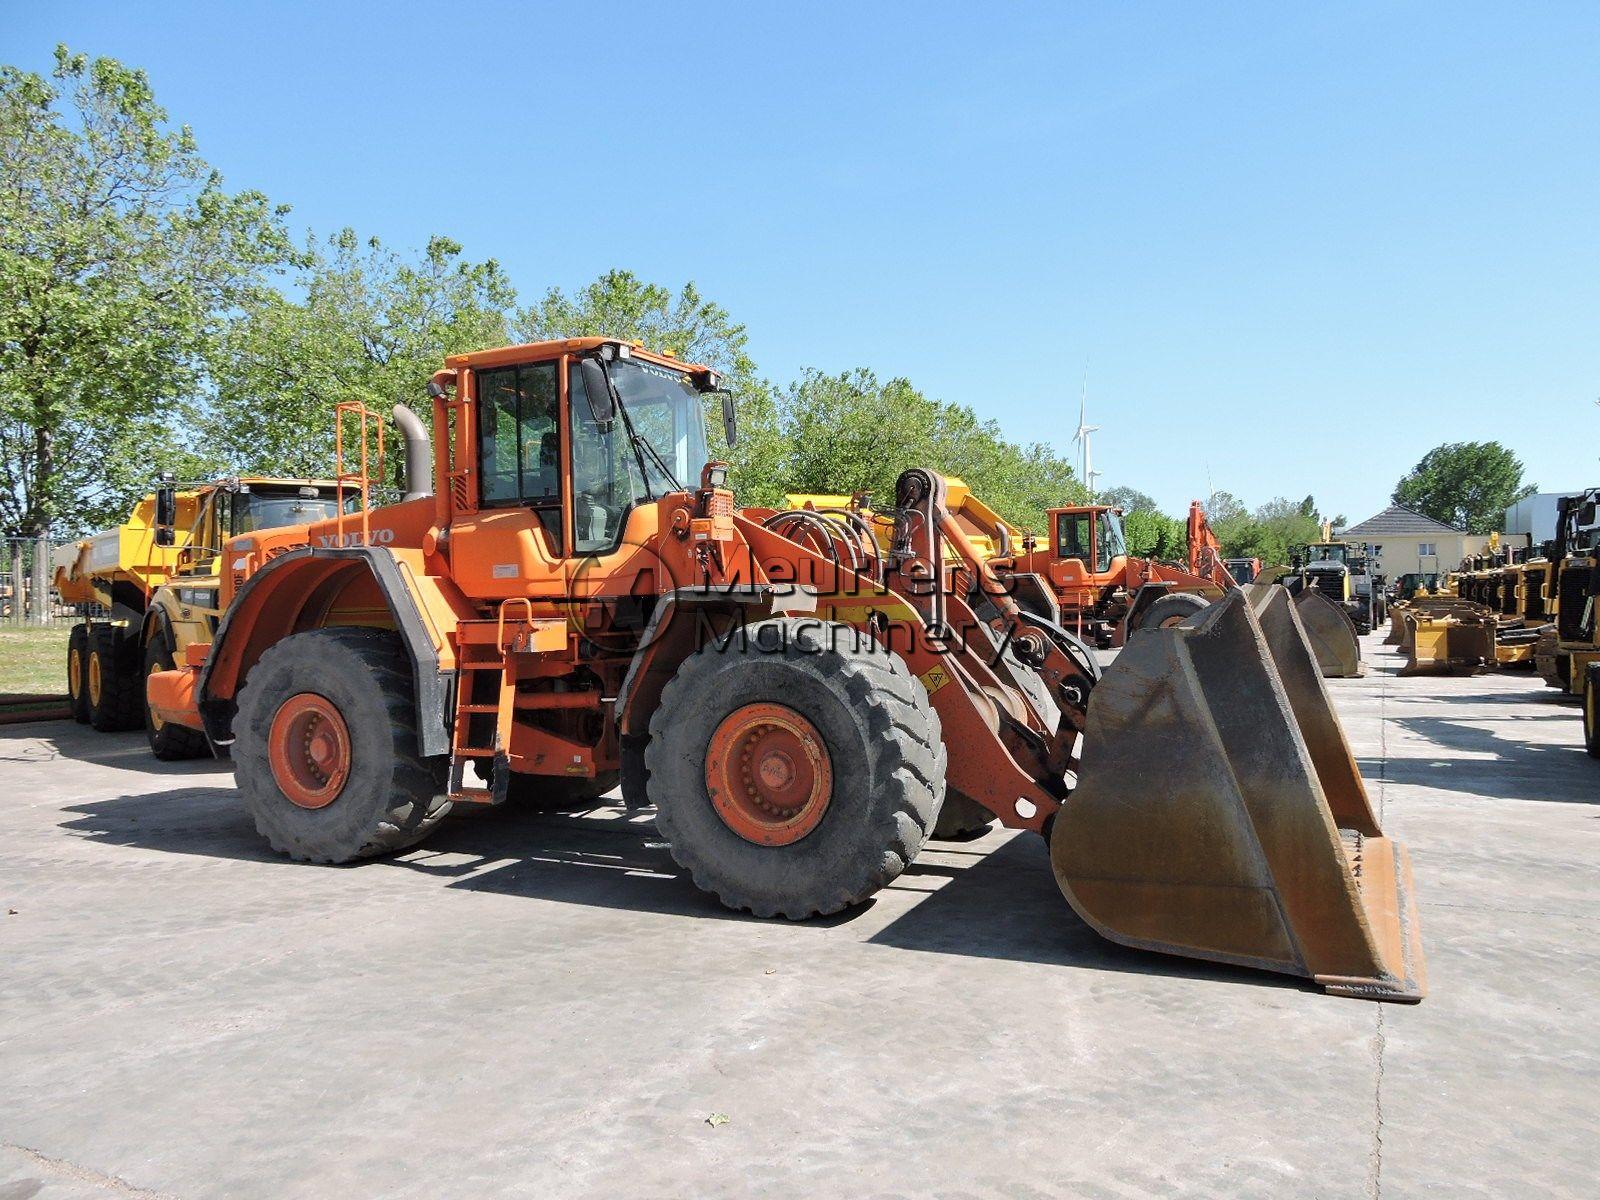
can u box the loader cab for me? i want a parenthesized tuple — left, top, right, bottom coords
(1224, 558, 1259, 585)
(1049, 506, 1126, 580)
(447, 339, 724, 598)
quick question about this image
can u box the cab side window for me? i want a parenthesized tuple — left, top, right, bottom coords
(477, 362, 563, 551)
(479, 363, 560, 504)
(1057, 512, 1092, 563)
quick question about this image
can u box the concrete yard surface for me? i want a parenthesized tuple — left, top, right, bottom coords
(1, 634, 1595, 1198)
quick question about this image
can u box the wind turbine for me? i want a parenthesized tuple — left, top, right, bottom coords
(1074, 373, 1101, 501)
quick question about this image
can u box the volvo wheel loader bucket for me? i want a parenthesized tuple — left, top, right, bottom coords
(1286, 588, 1363, 678)
(1051, 587, 1426, 1002)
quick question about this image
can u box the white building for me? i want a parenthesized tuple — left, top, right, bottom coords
(1503, 492, 1579, 548)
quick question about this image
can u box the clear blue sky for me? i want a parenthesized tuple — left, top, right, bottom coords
(6, 2, 1597, 522)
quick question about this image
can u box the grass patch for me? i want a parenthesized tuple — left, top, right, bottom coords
(0, 626, 71, 696)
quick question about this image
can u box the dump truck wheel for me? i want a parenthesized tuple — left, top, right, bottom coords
(646, 617, 942, 919)
(234, 628, 449, 863)
(87, 625, 141, 732)
(1584, 665, 1600, 759)
(143, 634, 210, 761)
(67, 624, 91, 724)
(1136, 592, 1208, 631)
(506, 771, 621, 809)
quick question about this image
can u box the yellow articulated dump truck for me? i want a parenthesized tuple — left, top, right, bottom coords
(54, 476, 352, 757)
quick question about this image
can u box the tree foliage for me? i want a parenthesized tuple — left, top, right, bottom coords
(1122, 508, 1186, 559)
(0, 46, 291, 535)
(778, 368, 1087, 533)
(1392, 441, 1534, 534)
(1211, 495, 1324, 566)
(206, 229, 515, 483)
(1098, 485, 1158, 513)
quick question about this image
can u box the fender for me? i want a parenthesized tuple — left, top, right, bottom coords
(197, 546, 451, 757)
(614, 585, 794, 737)
(141, 604, 176, 655)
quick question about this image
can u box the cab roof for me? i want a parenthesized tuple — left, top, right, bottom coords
(445, 337, 710, 376)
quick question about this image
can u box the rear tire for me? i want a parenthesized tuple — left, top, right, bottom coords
(1136, 592, 1209, 632)
(87, 625, 141, 732)
(1584, 665, 1600, 759)
(646, 617, 942, 919)
(67, 624, 91, 724)
(234, 627, 449, 863)
(144, 633, 210, 760)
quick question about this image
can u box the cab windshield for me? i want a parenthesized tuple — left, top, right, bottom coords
(1097, 510, 1126, 570)
(1306, 544, 1349, 565)
(570, 356, 712, 553)
(235, 491, 350, 534)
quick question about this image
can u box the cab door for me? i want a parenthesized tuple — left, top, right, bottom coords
(1049, 510, 1097, 606)
(447, 358, 569, 601)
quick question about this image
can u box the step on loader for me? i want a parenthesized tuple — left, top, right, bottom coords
(147, 337, 1426, 1002)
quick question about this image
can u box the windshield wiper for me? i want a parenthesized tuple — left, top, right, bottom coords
(601, 363, 683, 494)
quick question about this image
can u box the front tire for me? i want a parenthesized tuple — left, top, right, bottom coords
(646, 618, 943, 919)
(234, 628, 449, 863)
(144, 634, 210, 760)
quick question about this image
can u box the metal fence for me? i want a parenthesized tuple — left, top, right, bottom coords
(2, 537, 75, 627)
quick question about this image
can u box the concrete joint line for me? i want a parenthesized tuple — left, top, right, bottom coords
(1366, 1007, 1388, 1199)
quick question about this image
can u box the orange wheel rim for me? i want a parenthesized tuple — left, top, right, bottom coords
(69, 647, 83, 700)
(88, 652, 102, 707)
(268, 693, 351, 810)
(705, 702, 832, 846)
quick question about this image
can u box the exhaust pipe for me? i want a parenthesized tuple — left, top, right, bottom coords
(393, 404, 433, 501)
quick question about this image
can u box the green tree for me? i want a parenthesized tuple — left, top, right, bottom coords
(0, 46, 292, 535)
(520, 270, 786, 504)
(1393, 441, 1535, 534)
(777, 368, 1086, 533)
(206, 229, 515, 483)
(1099, 485, 1159, 513)
(1122, 507, 1186, 559)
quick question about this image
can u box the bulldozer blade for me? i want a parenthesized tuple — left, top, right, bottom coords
(1287, 588, 1363, 678)
(1051, 588, 1426, 1002)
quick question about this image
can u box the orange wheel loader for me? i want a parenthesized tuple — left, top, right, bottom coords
(147, 338, 1426, 1001)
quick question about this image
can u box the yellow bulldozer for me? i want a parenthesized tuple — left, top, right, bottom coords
(145, 337, 1426, 1001)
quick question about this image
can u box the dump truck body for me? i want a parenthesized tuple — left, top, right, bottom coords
(147, 337, 1426, 1001)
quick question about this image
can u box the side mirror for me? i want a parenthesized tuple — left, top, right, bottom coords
(579, 358, 615, 426)
(719, 390, 737, 449)
(154, 480, 177, 547)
